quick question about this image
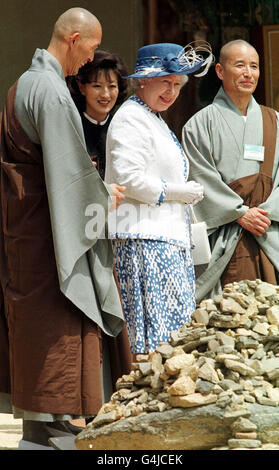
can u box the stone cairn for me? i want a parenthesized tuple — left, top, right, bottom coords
(83, 280, 279, 450)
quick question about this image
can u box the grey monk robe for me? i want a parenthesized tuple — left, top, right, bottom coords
(0, 49, 131, 419)
(182, 87, 279, 303)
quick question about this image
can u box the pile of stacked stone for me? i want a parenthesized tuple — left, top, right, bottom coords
(86, 280, 279, 450)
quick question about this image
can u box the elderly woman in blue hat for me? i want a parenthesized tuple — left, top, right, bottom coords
(105, 42, 213, 355)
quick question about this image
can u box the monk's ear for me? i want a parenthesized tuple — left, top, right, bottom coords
(215, 63, 224, 81)
(68, 32, 80, 49)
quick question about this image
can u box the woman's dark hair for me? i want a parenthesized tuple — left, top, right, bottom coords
(68, 50, 129, 113)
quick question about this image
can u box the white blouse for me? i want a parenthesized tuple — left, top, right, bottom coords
(105, 96, 192, 249)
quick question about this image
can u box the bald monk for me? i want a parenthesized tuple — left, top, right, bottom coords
(182, 39, 279, 302)
(0, 7, 131, 449)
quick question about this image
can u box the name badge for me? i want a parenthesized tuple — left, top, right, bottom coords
(244, 144, 265, 161)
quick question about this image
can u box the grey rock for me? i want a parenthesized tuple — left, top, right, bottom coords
(228, 438, 262, 449)
(216, 396, 232, 408)
(226, 370, 240, 382)
(216, 345, 236, 354)
(209, 313, 239, 329)
(219, 379, 242, 392)
(236, 336, 259, 350)
(196, 379, 214, 395)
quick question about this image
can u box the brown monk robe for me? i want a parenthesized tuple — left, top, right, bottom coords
(0, 288, 10, 399)
(221, 106, 278, 287)
(0, 82, 131, 418)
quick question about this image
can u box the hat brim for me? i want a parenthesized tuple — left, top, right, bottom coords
(124, 60, 205, 79)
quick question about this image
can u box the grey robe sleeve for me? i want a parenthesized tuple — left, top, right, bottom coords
(182, 110, 248, 231)
(260, 183, 279, 222)
(33, 86, 124, 336)
(36, 92, 109, 278)
(258, 114, 279, 222)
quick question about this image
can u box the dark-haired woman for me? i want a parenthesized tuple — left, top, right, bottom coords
(68, 51, 132, 425)
(68, 50, 128, 179)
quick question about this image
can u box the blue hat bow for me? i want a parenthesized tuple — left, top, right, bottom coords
(162, 53, 180, 73)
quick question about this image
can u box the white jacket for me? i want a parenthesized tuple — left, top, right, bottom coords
(105, 97, 191, 249)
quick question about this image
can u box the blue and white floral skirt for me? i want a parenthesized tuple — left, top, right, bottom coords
(112, 239, 196, 354)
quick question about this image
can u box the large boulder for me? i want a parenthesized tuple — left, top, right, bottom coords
(75, 403, 279, 450)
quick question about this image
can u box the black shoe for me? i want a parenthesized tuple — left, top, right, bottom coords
(19, 419, 84, 450)
(47, 421, 84, 435)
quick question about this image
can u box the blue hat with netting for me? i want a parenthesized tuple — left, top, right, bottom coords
(126, 42, 213, 79)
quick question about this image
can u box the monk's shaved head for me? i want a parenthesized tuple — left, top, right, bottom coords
(219, 40, 258, 66)
(52, 7, 101, 41)
(215, 39, 260, 114)
(47, 8, 102, 76)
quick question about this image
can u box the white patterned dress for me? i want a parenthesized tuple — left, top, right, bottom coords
(106, 96, 196, 353)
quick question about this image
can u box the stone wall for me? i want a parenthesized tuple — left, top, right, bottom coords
(76, 280, 279, 450)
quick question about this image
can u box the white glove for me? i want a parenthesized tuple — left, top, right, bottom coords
(165, 181, 204, 205)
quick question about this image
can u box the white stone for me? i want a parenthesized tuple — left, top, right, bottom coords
(267, 306, 279, 326)
(220, 297, 246, 315)
(267, 387, 279, 402)
(216, 353, 242, 363)
(224, 359, 256, 377)
(198, 362, 220, 384)
(168, 392, 217, 408)
(193, 308, 209, 325)
(252, 322, 269, 335)
(255, 282, 277, 298)
(168, 376, 196, 396)
(164, 354, 195, 375)
(236, 328, 252, 336)
(269, 324, 279, 336)
(216, 331, 235, 347)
